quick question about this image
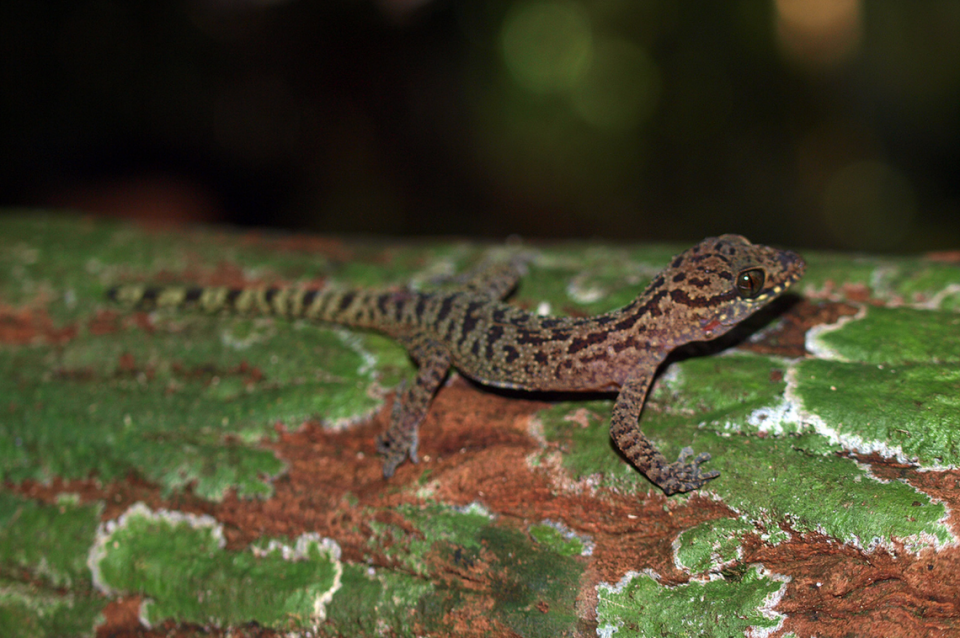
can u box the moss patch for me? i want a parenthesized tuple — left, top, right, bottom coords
(365, 502, 583, 637)
(0, 580, 103, 638)
(91, 504, 341, 630)
(0, 493, 100, 589)
(674, 517, 755, 575)
(596, 566, 786, 638)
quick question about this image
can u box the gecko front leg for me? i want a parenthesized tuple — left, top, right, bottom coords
(377, 334, 452, 477)
(609, 371, 719, 495)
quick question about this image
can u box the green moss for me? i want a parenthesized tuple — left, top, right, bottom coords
(670, 432, 950, 547)
(0, 312, 415, 500)
(0, 216, 461, 501)
(92, 504, 341, 630)
(796, 252, 884, 297)
(801, 305, 960, 471)
(0, 342, 285, 499)
(537, 400, 628, 487)
(647, 353, 796, 434)
(596, 566, 785, 637)
(0, 493, 104, 636)
(798, 252, 960, 309)
(811, 307, 960, 364)
(365, 502, 583, 637)
(528, 522, 587, 557)
(674, 518, 754, 575)
(0, 579, 103, 638)
(878, 258, 960, 310)
(482, 524, 580, 637)
(796, 358, 960, 468)
(323, 564, 442, 637)
(0, 493, 100, 589)
(368, 502, 493, 576)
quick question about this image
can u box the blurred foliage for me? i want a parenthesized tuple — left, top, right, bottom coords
(1, 0, 959, 251)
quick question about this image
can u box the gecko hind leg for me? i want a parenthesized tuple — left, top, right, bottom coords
(609, 372, 719, 495)
(376, 335, 452, 477)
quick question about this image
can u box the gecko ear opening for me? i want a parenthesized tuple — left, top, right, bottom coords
(735, 268, 765, 299)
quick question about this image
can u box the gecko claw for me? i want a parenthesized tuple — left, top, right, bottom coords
(656, 447, 719, 495)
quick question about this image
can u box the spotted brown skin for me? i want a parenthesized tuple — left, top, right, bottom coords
(108, 235, 805, 495)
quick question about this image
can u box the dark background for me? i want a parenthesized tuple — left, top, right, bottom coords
(2, 0, 959, 251)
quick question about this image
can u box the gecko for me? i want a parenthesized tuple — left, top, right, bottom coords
(108, 234, 805, 495)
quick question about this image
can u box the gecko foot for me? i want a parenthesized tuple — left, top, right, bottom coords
(373, 381, 422, 478)
(375, 429, 419, 478)
(655, 447, 719, 496)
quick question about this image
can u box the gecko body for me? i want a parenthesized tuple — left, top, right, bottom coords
(109, 235, 805, 494)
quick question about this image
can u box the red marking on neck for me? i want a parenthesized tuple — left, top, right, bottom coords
(702, 319, 722, 333)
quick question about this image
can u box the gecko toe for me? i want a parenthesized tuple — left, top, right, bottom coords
(656, 448, 720, 494)
(381, 458, 399, 479)
(376, 431, 417, 477)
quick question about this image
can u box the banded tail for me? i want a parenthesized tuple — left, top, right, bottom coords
(106, 283, 417, 329)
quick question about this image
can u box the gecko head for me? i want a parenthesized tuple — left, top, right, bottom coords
(655, 234, 805, 341)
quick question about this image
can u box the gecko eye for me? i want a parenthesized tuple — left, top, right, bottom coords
(735, 268, 765, 299)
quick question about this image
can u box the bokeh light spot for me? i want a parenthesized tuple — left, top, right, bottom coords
(775, 0, 862, 70)
(570, 38, 660, 132)
(822, 161, 917, 250)
(501, 0, 592, 93)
